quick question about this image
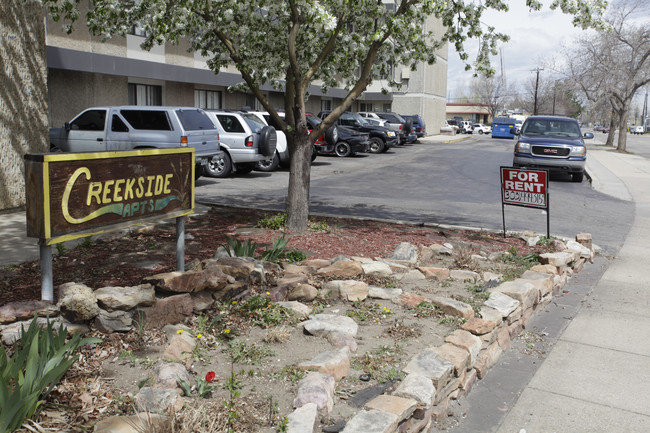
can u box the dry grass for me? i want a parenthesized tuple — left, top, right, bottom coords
(263, 325, 292, 344)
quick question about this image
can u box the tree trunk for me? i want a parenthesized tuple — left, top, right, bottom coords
(605, 110, 616, 147)
(617, 106, 629, 152)
(285, 129, 312, 233)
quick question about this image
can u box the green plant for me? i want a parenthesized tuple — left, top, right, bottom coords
(284, 249, 307, 264)
(452, 246, 478, 270)
(79, 237, 93, 248)
(177, 371, 217, 399)
(351, 344, 404, 384)
(257, 213, 287, 230)
(0, 316, 101, 432)
(270, 365, 305, 385)
(413, 301, 442, 319)
(261, 235, 290, 262)
(231, 296, 296, 327)
(222, 236, 258, 257)
(55, 243, 67, 255)
(346, 301, 394, 323)
(224, 365, 242, 433)
(275, 415, 289, 432)
(438, 315, 467, 327)
(308, 218, 331, 233)
(500, 247, 540, 280)
(225, 340, 274, 365)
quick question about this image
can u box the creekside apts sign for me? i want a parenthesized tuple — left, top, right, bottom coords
(500, 167, 549, 238)
(25, 148, 195, 245)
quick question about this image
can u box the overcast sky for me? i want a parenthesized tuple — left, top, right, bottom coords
(446, 1, 595, 100)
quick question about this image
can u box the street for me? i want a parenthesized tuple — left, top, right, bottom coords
(196, 134, 636, 256)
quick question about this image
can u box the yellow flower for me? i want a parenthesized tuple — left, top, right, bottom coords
(196, 334, 202, 339)
(177, 329, 184, 334)
(232, 301, 237, 305)
(266, 292, 271, 295)
(224, 329, 231, 334)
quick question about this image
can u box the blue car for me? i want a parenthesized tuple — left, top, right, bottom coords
(403, 115, 426, 138)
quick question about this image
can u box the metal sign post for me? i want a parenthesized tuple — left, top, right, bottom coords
(500, 167, 550, 239)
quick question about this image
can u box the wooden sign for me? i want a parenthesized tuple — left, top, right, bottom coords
(25, 148, 195, 245)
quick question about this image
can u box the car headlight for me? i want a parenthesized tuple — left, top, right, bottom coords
(570, 146, 586, 157)
(515, 142, 531, 153)
(387, 131, 395, 137)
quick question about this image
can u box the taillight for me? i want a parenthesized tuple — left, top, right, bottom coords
(399, 125, 403, 130)
(180, 136, 188, 146)
(245, 135, 254, 147)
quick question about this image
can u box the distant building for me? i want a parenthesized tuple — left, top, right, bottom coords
(446, 103, 491, 124)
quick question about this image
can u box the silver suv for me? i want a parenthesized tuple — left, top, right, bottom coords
(205, 111, 277, 177)
(49, 106, 223, 178)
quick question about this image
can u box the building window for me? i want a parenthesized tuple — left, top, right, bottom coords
(128, 83, 162, 106)
(321, 99, 332, 111)
(195, 89, 222, 109)
(382, 103, 392, 112)
(359, 103, 374, 112)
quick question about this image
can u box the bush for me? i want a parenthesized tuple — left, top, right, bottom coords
(0, 316, 101, 433)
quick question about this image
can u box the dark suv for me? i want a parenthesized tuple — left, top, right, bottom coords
(512, 115, 594, 182)
(317, 111, 398, 153)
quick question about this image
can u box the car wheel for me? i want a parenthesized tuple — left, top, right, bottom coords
(478, 130, 484, 134)
(571, 172, 584, 183)
(258, 126, 278, 157)
(368, 137, 385, 154)
(235, 163, 255, 175)
(255, 152, 280, 172)
(404, 119, 413, 135)
(334, 142, 351, 157)
(203, 153, 232, 178)
(311, 146, 318, 162)
(325, 125, 339, 146)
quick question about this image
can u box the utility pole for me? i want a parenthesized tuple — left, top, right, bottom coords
(531, 67, 544, 115)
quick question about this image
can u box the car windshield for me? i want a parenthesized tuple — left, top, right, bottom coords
(350, 112, 369, 125)
(522, 119, 581, 138)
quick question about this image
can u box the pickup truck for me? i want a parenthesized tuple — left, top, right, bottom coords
(50, 106, 223, 178)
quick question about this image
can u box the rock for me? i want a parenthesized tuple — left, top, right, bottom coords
(490, 280, 539, 311)
(0, 317, 64, 345)
(135, 387, 180, 414)
(391, 242, 418, 264)
(162, 324, 193, 342)
(153, 361, 192, 389)
(163, 334, 195, 362)
(94, 284, 155, 311)
(277, 301, 312, 317)
(299, 348, 350, 380)
(368, 286, 402, 300)
(57, 282, 100, 322)
(361, 261, 393, 277)
(93, 309, 134, 333)
(283, 263, 314, 275)
(138, 294, 194, 329)
(392, 373, 436, 407)
(433, 343, 470, 377)
(0, 300, 58, 325)
(327, 332, 358, 353)
(204, 257, 255, 279)
(403, 348, 454, 389)
(93, 413, 168, 433)
(539, 252, 576, 267)
(276, 273, 310, 288)
(322, 280, 368, 302)
(393, 293, 428, 308)
(302, 314, 358, 338)
(301, 259, 332, 269)
(431, 297, 475, 319)
(461, 317, 496, 335)
(341, 409, 399, 433)
(417, 267, 450, 280)
(519, 232, 540, 246)
(431, 244, 452, 255)
(317, 261, 364, 278)
(191, 291, 215, 312)
(576, 232, 592, 249)
(483, 292, 520, 318)
(143, 268, 231, 293)
(450, 270, 480, 282)
(445, 329, 483, 366)
(288, 284, 319, 302)
(293, 372, 336, 415)
(365, 394, 418, 421)
(287, 403, 319, 433)
(566, 240, 592, 259)
(393, 269, 427, 282)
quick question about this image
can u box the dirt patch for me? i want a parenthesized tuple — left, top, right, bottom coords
(1, 205, 557, 432)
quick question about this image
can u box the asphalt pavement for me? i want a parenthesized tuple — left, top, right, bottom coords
(1, 132, 649, 432)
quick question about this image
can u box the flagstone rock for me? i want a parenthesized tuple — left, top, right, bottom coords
(490, 280, 539, 310)
(293, 372, 336, 415)
(361, 261, 393, 277)
(317, 260, 364, 278)
(433, 343, 470, 376)
(57, 282, 100, 322)
(162, 324, 193, 342)
(341, 410, 399, 433)
(276, 273, 310, 288)
(163, 334, 195, 362)
(302, 314, 358, 338)
(417, 267, 450, 280)
(139, 294, 194, 329)
(93, 309, 134, 333)
(392, 373, 436, 407)
(0, 317, 64, 345)
(135, 387, 180, 414)
(368, 286, 402, 300)
(204, 257, 255, 279)
(520, 270, 554, 297)
(287, 403, 319, 433)
(483, 292, 520, 318)
(450, 270, 480, 281)
(95, 284, 155, 311)
(529, 264, 558, 275)
(430, 244, 453, 255)
(394, 269, 427, 282)
(278, 301, 313, 317)
(191, 291, 215, 312)
(299, 348, 350, 380)
(576, 232, 592, 249)
(282, 263, 314, 275)
(461, 317, 496, 335)
(393, 293, 428, 308)
(566, 240, 592, 259)
(391, 242, 418, 264)
(143, 267, 231, 293)
(482, 271, 501, 282)
(445, 329, 482, 366)
(287, 283, 319, 302)
(301, 259, 332, 269)
(478, 306, 503, 326)
(431, 297, 474, 319)
(93, 413, 168, 433)
(322, 280, 368, 302)
(0, 300, 58, 325)
(153, 361, 192, 389)
(327, 332, 358, 353)
(403, 348, 454, 389)
(365, 395, 418, 421)
(539, 251, 576, 267)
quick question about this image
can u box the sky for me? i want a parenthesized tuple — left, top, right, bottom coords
(446, 1, 596, 100)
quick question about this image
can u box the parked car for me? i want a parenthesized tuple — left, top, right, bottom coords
(205, 110, 277, 177)
(49, 106, 223, 179)
(512, 115, 593, 183)
(359, 111, 414, 144)
(447, 119, 464, 134)
(403, 115, 426, 138)
(243, 111, 293, 171)
(631, 125, 644, 135)
(461, 121, 474, 134)
(602, 126, 611, 133)
(364, 117, 389, 127)
(306, 115, 368, 157)
(317, 110, 398, 153)
(472, 123, 492, 134)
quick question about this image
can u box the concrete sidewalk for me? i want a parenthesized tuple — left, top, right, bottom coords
(493, 147, 650, 432)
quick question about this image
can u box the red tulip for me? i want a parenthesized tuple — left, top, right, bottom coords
(205, 371, 216, 383)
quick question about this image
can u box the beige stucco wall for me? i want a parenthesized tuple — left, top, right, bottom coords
(0, 0, 49, 211)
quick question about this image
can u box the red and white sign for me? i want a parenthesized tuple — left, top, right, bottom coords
(501, 167, 548, 209)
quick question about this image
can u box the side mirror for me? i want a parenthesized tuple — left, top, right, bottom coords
(584, 132, 594, 139)
(64, 122, 71, 132)
(509, 127, 519, 135)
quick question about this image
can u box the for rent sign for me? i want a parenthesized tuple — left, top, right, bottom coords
(25, 148, 195, 245)
(501, 167, 548, 209)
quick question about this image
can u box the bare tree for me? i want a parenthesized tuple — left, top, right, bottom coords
(564, 0, 650, 150)
(469, 74, 507, 121)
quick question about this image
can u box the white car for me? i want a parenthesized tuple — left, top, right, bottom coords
(472, 123, 492, 134)
(246, 111, 289, 171)
(631, 125, 644, 135)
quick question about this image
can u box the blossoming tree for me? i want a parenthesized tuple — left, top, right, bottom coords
(43, 0, 607, 231)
